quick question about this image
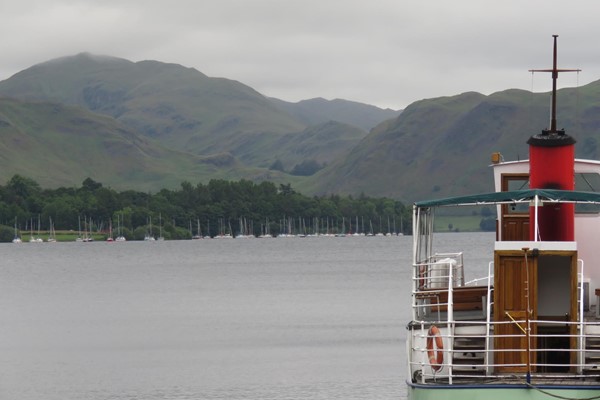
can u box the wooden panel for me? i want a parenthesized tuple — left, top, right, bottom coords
(494, 252, 537, 373)
(415, 286, 488, 312)
(502, 216, 530, 241)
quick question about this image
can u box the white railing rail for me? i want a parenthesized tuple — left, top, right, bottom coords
(485, 260, 494, 376)
(409, 318, 600, 382)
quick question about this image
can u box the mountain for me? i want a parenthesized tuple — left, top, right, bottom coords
(0, 53, 395, 169)
(4, 52, 600, 202)
(269, 97, 401, 131)
(0, 53, 303, 157)
(303, 81, 600, 202)
(0, 97, 294, 190)
(0, 52, 401, 192)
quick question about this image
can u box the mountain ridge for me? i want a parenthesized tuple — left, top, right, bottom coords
(3, 52, 600, 202)
(0, 53, 395, 192)
(302, 82, 600, 202)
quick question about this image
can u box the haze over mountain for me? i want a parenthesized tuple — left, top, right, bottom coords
(269, 97, 401, 132)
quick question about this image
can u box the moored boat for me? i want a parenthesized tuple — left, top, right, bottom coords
(406, 36, 600, 399)
(12, 217, 22, 243)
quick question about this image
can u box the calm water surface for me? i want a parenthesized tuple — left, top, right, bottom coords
(0, 232, 494, 399)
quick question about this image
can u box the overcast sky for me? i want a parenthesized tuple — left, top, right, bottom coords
(2, 0, 600, 110)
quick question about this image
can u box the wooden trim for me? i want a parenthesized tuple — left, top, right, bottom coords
(416, 286, 488, 312)
(501, 173, 530, 191)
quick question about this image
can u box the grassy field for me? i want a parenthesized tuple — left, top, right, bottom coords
(18, 230, 108, 242)
(433, 215, 485, 232)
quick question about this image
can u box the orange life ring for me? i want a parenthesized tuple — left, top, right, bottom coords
(427, 325, 444, 371)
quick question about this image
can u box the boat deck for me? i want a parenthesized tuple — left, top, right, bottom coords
(419, 374, 600, 386)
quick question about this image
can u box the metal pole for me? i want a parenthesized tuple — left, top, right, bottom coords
(534, 194, 539, 242)
(523, 247, 532, 384)
(550, 35, 558, 133)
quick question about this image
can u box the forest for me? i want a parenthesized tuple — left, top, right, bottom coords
(0, 175, 411, 242)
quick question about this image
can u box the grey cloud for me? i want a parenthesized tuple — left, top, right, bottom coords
(1, 0, 600, 109)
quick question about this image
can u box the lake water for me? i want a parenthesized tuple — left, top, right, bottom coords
(0, 232, 495, 400)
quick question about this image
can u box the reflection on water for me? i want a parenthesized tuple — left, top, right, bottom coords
(0, 232, 494, 399)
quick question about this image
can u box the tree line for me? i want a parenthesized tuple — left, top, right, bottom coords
(0, 175, 411, 242)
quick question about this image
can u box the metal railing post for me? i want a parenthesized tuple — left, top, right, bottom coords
(578, 259, 585, 373)
(485, 261, 494, 376)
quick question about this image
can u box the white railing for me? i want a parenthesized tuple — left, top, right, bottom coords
(409, 256, 600, 383)
(409, 319, 600, 383)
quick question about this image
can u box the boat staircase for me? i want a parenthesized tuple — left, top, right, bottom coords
(452, 325, 487, 376)
(584, 325, 600, 374)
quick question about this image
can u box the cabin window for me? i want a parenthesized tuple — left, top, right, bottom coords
(575, 172, 600, 213)
(502, 174, 529, 214)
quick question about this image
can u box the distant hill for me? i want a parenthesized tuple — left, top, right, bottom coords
(0, 53, 304, 158)
(302, 81, 600, 202)
(0, 53, 397, 170)
(0, 97, 295, 191)
(269, 97, 401, 131)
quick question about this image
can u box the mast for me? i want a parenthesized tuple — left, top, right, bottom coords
(529, 34, 580, 135)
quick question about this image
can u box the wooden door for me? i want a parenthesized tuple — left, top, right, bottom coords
(494, 252, 537, 373)
(500, 174, 530, 241)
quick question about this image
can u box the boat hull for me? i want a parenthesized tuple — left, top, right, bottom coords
(408, 382, 600, 400)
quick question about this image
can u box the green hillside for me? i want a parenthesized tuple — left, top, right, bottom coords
(303, 82, 600, 202)
(0, 53, 398, 189)
(234, 121, 368, 170)
(2, 52, 600, 201)
(0, 98, 297, 191)
(0, 53, 305, 159)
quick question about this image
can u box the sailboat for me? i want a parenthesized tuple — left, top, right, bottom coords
(236, 217, 254, 238)
(259, 218, 273, 238)
(83, 216, 94, 242)
(398, 215, 404, 236)
(192, 218, 202, 239)
(214, 218, 233, 239)
(204, 219, 211, 239)
(157, 213, 164, 241)
(29, 216, 43, 243)
(406, 36, 600, 399)
(115, 213, 126, 242)
(75, 215, 84, 242)
(46, 217, 57, 242)
(12, 217, 22, 243)
(106, 219, 114, 242)
(144, 216, 155, 241)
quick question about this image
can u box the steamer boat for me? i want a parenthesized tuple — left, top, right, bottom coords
(406, 36, 600, 399)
